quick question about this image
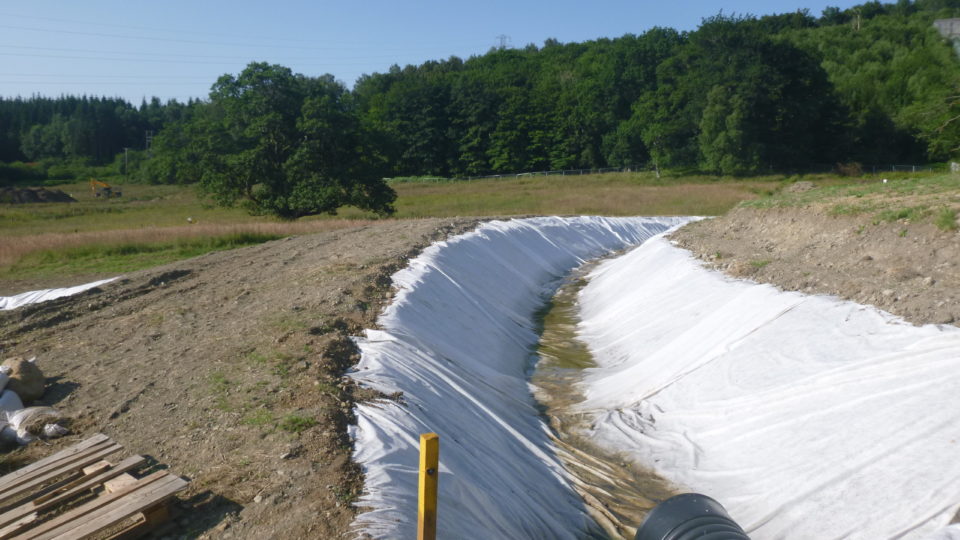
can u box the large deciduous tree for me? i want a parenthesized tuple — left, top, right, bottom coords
(195, 62, 395, 219)
(698, 85, 760, 175)
(636, 15, 845, 174)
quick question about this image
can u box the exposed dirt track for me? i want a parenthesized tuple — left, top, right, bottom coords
(0, 218, 476, 539)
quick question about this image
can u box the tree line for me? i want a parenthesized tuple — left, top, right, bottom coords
(0, 96, 198, 175)
(346, 0, 960, 176)
(1, 0, 959, 216)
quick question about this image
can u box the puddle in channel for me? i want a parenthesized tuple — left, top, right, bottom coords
(530, 262, 676, 540)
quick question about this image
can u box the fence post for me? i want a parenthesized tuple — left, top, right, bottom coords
(418, 433, 440, 540)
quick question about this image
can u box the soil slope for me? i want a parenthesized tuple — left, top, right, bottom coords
(0, 218, 476, 538)
(671, 203, 959, 327)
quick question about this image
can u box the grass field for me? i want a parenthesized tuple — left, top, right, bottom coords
(383, 173, 781, 218)
(742, 171, 960, 209)
(742, 171, 960, 230)
(0, 181, 379, 280)
(6, 232, 283, 279)
(0, 170, 909, 285)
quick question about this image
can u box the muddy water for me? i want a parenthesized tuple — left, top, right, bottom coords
(531, 265, 675, 540)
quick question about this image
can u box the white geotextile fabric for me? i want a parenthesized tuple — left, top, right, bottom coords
(576, 237, 960, 540)
(348, 216, 691, 539)
(929, 525, 960, 540)
(0, 278, 117, 311)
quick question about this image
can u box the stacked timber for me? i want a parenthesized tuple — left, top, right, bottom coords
(0, 433, 188, 539)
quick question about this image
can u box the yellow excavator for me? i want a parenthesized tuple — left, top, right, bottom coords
(89, 179, 122, 198)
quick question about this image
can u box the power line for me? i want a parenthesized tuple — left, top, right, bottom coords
(0, 13, 350, 44)
(0, 81, 213, 86)
(0, 12, 490, 48)
(0, 23, 489, 54)
(0, 73, 214, 79)
(0, 51, 249, 66)
(0, 51, 405, 68)
(0, 43, 428, 62)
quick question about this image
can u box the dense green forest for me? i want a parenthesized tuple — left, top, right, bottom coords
(3, 0, 960, 193)
(0, 97, 200, 181)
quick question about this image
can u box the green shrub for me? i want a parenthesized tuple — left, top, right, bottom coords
(0, 161, 47, 185)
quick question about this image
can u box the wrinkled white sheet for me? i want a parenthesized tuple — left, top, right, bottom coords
(928, 525, 960, 540)
(0, 278, 117, 311)
(577, 238, 960, 540)
(348, 216, 691, 539)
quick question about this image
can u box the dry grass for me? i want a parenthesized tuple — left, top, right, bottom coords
(0, 219, 376, 268)
(391, 175, 778, 218)
(0, 171, 787, 284)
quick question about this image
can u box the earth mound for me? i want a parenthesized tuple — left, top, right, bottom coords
(0, 187, 76, 204)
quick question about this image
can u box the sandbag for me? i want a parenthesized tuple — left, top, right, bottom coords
(0, 366, 10, 395)
(0, 389, 23, 419)
(43, 424, 69, 439)
(2, 357, 44, 404)
(9, 406, 61, 437)
(0, 424, 20, 448)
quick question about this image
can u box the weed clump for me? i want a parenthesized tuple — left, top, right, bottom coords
(876, 206, 927, 223)
(935, 208, 958, 231)
(279, 414, 317, 433)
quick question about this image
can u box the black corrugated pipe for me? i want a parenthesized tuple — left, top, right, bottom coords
(634, 493, 750, 540)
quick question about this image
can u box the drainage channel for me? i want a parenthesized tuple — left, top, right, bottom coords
(530, 263, 676, 540)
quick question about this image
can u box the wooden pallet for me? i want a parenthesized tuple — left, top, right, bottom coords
(0, 433, 188, 539)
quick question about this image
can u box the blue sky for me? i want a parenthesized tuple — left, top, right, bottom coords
(0, 1, 864, 103)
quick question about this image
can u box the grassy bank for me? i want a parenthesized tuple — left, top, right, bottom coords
(0, 181, 378, 279)
(0, 171, 848, 285)
(3, 233, 282, 280)
(384, 172, 782, 218)
(0, 221, 377, 272)
(741, 172, 960, 230)
(2, 182, 269, 236)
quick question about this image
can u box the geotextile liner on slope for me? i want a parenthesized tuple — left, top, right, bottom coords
(348, 216, 691, 539)
(576, 237, 960, 539)
(0, 278, 118, 311)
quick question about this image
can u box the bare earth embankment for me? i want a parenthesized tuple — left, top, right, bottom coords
(672, 182, 960, 328)
(0, 218, 476, 538)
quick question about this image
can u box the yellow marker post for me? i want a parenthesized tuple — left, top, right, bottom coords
(418, 432, 440, 540)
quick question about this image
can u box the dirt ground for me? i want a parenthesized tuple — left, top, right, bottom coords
(0, 191, 957, 538)
(0, 218, 476, 539)
(671, 202, 960, 327)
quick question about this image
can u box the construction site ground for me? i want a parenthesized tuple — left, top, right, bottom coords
(0, 179, 957, 537)
(0, 218, 476, 539)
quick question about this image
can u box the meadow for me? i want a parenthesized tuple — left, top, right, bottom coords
(0, 171, 899, 283)
(742, 171, 960, 231)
